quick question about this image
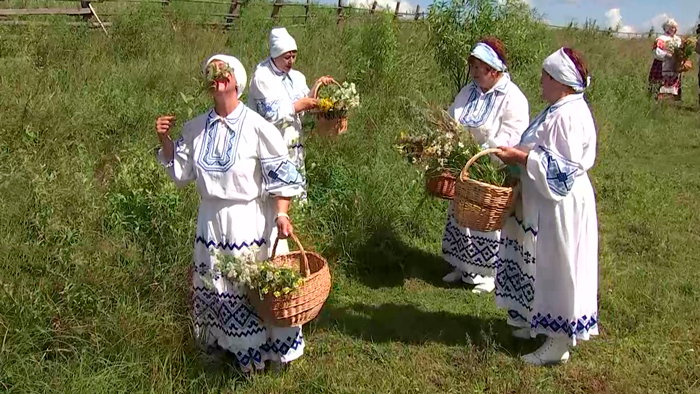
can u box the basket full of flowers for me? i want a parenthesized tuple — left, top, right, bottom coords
(669, 36, 698, 73)
(397, 103, 515, 230)
(313, 81, 360, 137)
(212, 234, 331, 327)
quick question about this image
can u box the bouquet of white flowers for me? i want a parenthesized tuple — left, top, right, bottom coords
(211, 247, 304, 300)
(317, 82, 360, 120)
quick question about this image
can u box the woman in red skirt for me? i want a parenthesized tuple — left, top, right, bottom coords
(648, 19, 682, 101)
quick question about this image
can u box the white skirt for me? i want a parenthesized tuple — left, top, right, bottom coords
(191, 197, 304, 371)
(442, 202, 500, 279)
(495, 176, 599, 345)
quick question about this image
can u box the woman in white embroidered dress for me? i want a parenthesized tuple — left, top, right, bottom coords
(155, 55, 306, 372)
(648, 19, 682, 100)
(495, 48, 598, 366)
(248, 27, 336, 201)
(441, 37, 529, 294)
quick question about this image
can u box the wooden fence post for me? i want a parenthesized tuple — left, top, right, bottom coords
(271, 0, 283, 23)
(336, 0, 343, 25)
(393, 1, 400, 20)
(414, 5, 420, 20)
(304, 0, 310, 23)
(370, 1, 377, 14)
(80, 1, 92, 21)
(225, 0, 241, 29)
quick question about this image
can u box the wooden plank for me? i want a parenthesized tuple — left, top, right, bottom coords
(225, 0, 240, 27)
(393, 1, 400, 20)
(304, 0, 309, 23)
(370, 1, 377, 14)
(0, 8, 92, 16)
(0, 20, 110, 27)
(413, 5, 420, 20)
(270, 0, 283, 21)
(336, 0, 342, 24)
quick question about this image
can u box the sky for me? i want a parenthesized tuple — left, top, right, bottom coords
(345, 0, 700, 34)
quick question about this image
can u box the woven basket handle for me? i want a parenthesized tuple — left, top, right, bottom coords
(311, 80, 341, 100)
(460, 148, 502, 182)
(272, 233, 311, 277)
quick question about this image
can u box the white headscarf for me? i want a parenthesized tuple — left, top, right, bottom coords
(269, 27, 297, 59)
(470, 42, 506, 72)
(662, 18, 678, 35)
(202, 54, 247, 98)
(542, 48, 590, 93)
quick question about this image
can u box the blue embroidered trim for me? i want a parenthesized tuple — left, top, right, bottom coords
(459, 86, 497, 128)
(512, 216, 538, 236)
(531, 313, 598, 338)
(255, 99, 281, 122)
(289, 143, 304, 149)
(197, 109, 245, 172)
(260, 155, 304, 191)
(442, 213, 499, 270)
(195, 236, 266, 251)
(507, 310, 598, 338)
(235, 332, 304, 369)
(192, 286, 264, 337)
(519, 108, 548, 146)
(539, 145, 578, 197)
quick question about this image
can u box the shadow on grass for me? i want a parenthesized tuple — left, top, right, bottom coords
(341, 223, 456, 289)
(316, 302, 540, 355)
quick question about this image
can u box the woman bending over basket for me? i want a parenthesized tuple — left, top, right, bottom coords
(155, 54, 305, 372)
(441, 37, 530, 294)
(495, 48, 598, 366)
(248, 27, 336, 202)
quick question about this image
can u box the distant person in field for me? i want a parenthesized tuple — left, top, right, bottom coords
(648, 19, 682, 101)
(154, 55, 305, 373)
(495, 48, 598, 366)
(695, 22, 700, 107)
(441, 37, 530, 294)
(248, 27, 336, 202)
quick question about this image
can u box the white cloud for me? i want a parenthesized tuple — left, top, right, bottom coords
(605, 8, 636, 37)
(350, 0, 415, 14)
(642, 13, 671, 32)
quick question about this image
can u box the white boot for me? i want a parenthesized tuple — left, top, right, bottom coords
(471, 276, 495, 294)
(512, 327, 531, 339)
(442, 268, 463, 283)
(521, 336, 570, 366)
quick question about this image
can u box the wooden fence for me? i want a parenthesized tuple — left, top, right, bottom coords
(0, 0, 427, 29)
(0, 0, 664, 38)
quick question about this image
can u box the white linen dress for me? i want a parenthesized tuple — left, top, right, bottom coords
(442, 73, 529, 282)
(495, 93, 599, 345)
(158, 103, 306, 371)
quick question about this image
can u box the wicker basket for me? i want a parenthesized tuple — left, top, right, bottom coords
(313, 81, 348, 137)
(248, 234, 331, 327)
(426, 171, 456, 200)
(315, 114, 348, 137)
(679, 59, 693, 73)
(453, 148, 516, 232)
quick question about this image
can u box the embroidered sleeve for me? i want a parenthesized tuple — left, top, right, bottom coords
(157, 124, 197, 188)
(249, 73, 295, 128)
(257, 122, 304, 198)
(525, 115, 586, 201)
(654, 38, 670, 60)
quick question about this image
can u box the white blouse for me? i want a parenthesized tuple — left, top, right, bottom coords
(449, 73, 530, 149)
(654, 34, 682, 75)
(158, 103, 304, 201)
(248, 58, 310, 141)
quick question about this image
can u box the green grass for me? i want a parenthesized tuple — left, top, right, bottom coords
(1, 2, 700, 393)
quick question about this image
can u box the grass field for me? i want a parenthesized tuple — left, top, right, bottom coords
(1, 1, 699, 393)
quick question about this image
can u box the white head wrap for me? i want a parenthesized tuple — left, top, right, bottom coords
(662, 18, 678, 34)
(470, 42, 506, 72)
(542, 48, 590, 93)
(202, 54, 247, 98)
(269, 27, 297, 59)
